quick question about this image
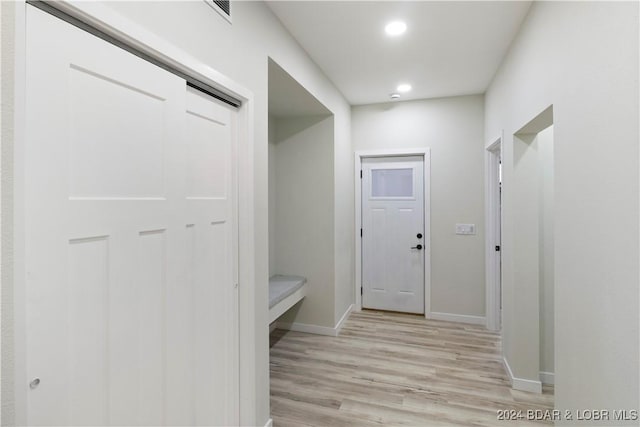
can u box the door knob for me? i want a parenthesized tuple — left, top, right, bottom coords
(411, 244, 423, 250)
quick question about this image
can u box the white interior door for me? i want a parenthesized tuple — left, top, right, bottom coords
(25, 6, 238, 426)
(361, 156, 425, 314)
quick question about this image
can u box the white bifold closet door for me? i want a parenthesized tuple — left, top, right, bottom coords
(25, 6, 238, 426)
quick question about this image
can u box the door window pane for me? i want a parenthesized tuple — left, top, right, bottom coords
(371, 168, 413, 197)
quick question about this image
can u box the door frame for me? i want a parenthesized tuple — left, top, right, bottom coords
(354, 148, 431, 318)
(485, 135, 503, 332)
(11, 2, 257, 424)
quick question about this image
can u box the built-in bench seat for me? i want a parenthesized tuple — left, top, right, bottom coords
(269, 275, 307, 324)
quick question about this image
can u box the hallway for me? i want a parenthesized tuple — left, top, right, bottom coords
(270, 311, 553, 426)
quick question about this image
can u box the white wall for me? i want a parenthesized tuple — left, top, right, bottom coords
(485, 1, 638, 419)
(271, 116, 335, 327)
(352, 95, 486, 319)
(511, 132, 541, 383)
(332, 109, 353, 326)
(537, 126, 554, 378)
(1, 2, 16, 425)
(1, 1, 353, 425)
(268, 116, 277, 277)
(0, 2, 4, 424)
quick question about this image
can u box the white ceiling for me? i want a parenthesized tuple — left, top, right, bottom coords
(267, 1, 532, 105)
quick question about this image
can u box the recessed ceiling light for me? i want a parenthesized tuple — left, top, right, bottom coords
(397, 84, 412, 93)
(390, 93, 401, 100)
(385, 21, 407, 37)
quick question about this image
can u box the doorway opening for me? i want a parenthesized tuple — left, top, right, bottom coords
(267, 58, 334, 331)
(486, 138, 502, 332)
(512, 105, 555, 390)
(354, 149, 431, 317)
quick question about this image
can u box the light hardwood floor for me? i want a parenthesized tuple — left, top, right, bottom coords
(270, 310, 554, 426)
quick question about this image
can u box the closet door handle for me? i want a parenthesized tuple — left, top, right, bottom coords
(411, 244, 423, 250)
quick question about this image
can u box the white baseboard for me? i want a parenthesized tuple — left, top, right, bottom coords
(264, 418, 273, 427)
(502, 356, 515, 384)
(539, 371, 555, 385)
(429, 311, 486, 326)
(276, 304, 353, 337)
(503, 357, 542, 394)
(335, 304, 354, 335)
(276, 321, 336, 336)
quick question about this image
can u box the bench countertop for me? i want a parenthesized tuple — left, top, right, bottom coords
(269, 275, 307, 309)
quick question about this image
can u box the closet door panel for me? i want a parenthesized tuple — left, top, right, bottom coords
(24, 6, 239, 426)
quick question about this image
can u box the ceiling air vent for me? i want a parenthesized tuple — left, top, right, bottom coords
(205, 0, 232, 23)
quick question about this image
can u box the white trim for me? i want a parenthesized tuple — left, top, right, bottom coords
(354, 153, 363, 311)
(430, 312, 486, 326)
(277, 304, 353, 337)
(276, 321, 336, 336)
(485, 134, 502, 332)
(513, 377, 543, 394)
(502, 356, 514, 381)
(335, 303, 354, 335)
(268, 283, 307, 324)
(53, 1, 249, 102)
(0, 1, 2, 413)
(485, 134, 503, 152)
(539, 371, 555, 385)
(264, 418, 273, 427)
(502, 357, 542, 394)
(15, 2, 257, 424)
(354, 148, 431, 318)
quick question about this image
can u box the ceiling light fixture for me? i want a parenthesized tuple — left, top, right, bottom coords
(397, 84, 412, 93)
(390, 93, 401, 100)
(385, 21, 407, 37)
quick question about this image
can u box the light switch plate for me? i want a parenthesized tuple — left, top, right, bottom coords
(456, 223, 476, 235)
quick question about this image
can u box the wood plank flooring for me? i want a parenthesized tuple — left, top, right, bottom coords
(270, 310, 554, 426)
